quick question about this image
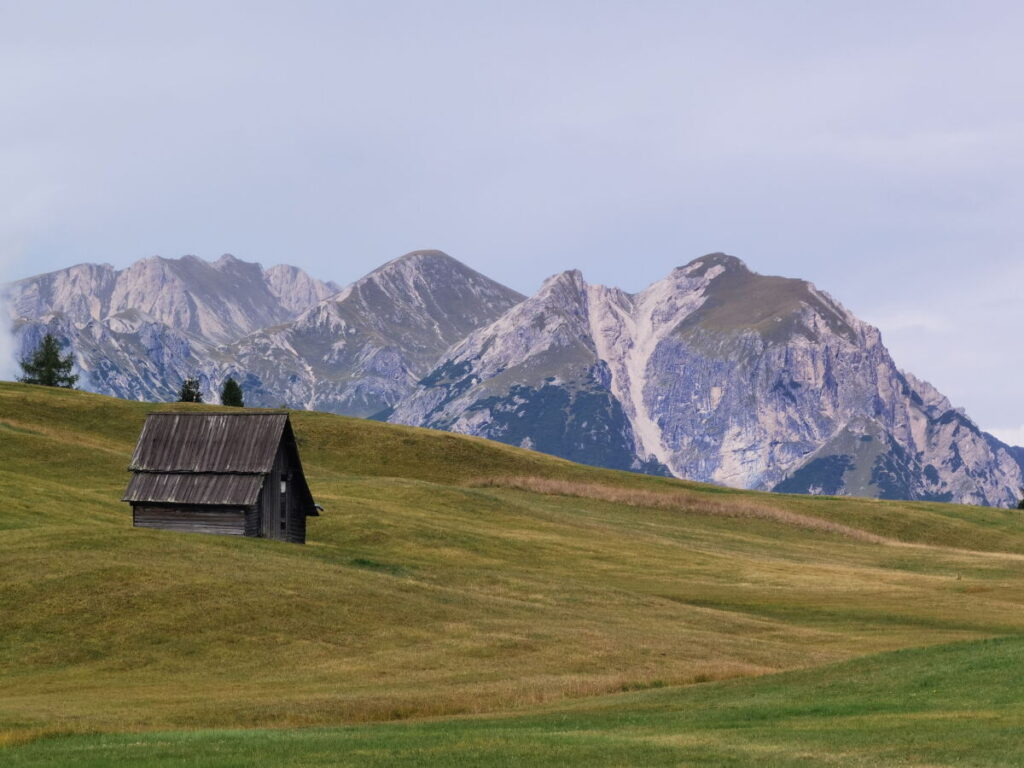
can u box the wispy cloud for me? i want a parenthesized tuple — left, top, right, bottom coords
(0, 272, 18, 382)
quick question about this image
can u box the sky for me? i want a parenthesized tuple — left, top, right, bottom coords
(1, 1, 1022, 440)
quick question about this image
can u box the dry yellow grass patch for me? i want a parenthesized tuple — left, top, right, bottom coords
(0, 729, 73, 749)
(468, 476, 891, 544)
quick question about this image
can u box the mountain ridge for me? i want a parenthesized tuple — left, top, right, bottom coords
(391, 253, 1024, 506)
(4, 249, 1021, 505)
(222, 249, 525, 415)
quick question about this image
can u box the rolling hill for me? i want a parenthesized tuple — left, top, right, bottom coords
(2, 382, 1024, 765)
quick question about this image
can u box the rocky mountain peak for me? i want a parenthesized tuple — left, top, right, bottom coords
(348, 250, 523, 308)
(6, 253, 340, 354)
(395, 248, 453, 261)
(214, 253, 242, 267)
(264, 264, 341, 316)
(373, 249, 462, 275)
(680, 252, 750, 276)
(666, 257, 861, 346)
(538, 269, 588, 300)
(222, 250, 526, 417)
(392, 254, 1024, 505)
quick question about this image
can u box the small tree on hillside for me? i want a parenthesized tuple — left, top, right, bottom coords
(220, 377, 244, 407)
(178, 376, 203, 403)
(18, 333, 78, 388)
(1018, 488, 1024, 510)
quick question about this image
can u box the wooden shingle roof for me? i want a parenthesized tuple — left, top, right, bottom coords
(128, 413, 289, 473)
(122, 412, 317, 513)
(123, 472, 266, 506)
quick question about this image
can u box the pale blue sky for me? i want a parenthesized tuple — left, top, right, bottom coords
(1, 1, 1022, 439)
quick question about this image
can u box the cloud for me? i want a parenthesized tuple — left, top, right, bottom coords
(0, 335, 15, 383)
(0, 276, 17, 382)
(0, 229, 22, 381)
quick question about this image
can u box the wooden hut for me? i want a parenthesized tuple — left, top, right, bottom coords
(122, 412, 319, 543)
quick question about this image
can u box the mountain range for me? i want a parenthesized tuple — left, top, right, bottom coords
(5, 249, 1022, 506)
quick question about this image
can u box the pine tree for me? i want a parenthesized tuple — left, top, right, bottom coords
(178, 377, 203, 403)
(18, 334, 78, 388)
(220, 377, 244, 407)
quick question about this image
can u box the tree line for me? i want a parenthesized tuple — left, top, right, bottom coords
(177, 375, 243, 407)
(17, 333, 246, 406)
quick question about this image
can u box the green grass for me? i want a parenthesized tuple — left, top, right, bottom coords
(1, 382, 1023, 764)
(6, 637, 1022, 766)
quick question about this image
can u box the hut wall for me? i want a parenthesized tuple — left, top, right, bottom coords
(253, 441, 308, 544)
(244, 506, 260, 537)
(285, 473, 305, 544)
(133, 505, 246, 535)
(257, 446, 288, 541)
(283, 443, 307, 544)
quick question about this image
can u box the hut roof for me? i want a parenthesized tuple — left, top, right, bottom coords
(123, 412, 317, 513)
(124, 472, 266, 506)
(128, 413, 289, 473)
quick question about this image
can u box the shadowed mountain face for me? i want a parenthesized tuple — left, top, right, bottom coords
(4, 250, 1021, 504)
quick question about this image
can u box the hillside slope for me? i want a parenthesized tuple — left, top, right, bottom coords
(2, 382, 1024, 742)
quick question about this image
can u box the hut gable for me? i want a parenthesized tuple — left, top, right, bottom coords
(123, 412, 318, 543)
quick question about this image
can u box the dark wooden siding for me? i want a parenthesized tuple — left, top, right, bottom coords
(286, 474, 306, 544)
(251, 443, 307, 544)
(244, 506, 260, 537)
(133, 505, 246, 535)
(256, 446, 287, 541)
(283, 444, 306, 544)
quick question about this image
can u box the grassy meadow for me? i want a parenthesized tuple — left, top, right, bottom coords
(1, 382, 1023, 765)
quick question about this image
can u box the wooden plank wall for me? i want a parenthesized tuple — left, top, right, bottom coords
(133, 505, 246, 535)
(286, 479, 306, 544)
(256, 447, 286, 540)
(283, 443, 306, 544)
(244, 507, 260, 537)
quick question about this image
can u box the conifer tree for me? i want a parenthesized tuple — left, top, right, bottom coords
(18, 334, 78, 388)
(220, 377, 244, 407)
(178, 377, 203, 403)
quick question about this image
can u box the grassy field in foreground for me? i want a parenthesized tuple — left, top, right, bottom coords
(7, 637, 1023, 766)
(1, 382, 1024, 763)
